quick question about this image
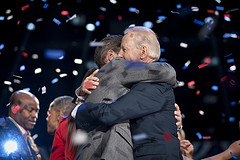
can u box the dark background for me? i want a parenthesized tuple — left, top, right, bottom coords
(0, 0, 240, 158)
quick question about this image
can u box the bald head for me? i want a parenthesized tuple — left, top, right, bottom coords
(9, 90, 40, 130)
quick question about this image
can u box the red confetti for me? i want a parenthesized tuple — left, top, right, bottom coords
(198, 63, 208, 69)
(202, 136, 211, 140)
(207, 9, 214, 13)
(221, 76, 227, 82)
(224, 14, 230, 18)
(187, 80, 195, 87)
(61, 10, 69, 15)
(85, 81, 93, 89)
(183, 144, 191, 149)
(204, 57, 211, 63)
(196, 90, 200, 95)
(163, 131, 172, 142)
(12, 105, 21, 114)
(17, 20, 20, 25)
(47, 111, 50, 116)
(21, 4, 29, 11)
(118, 15, 122, 21)
(22, 52, 28, 57)
(98, 15, 105, 20)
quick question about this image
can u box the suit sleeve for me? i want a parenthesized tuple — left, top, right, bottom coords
(75, 82, 169, 130)
(120, 60, 178, 87)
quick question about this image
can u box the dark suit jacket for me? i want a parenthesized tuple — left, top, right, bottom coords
(76, 82, 183, 160)
(75, 57, 178, 160)
(0, 117, 33, 160)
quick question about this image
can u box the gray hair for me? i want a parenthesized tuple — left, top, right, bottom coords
(123, 26, 161, 60)
(50, 96, 76, 115)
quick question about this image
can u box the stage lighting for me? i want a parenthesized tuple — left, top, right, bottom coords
(4, 140, 18, 154)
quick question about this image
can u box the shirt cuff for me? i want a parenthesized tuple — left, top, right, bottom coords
(71, 104, 81, 118)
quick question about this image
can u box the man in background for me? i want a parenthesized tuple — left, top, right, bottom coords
(0, 90, 41, 160)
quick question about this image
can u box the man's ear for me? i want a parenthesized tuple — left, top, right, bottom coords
(57, 110, 64, 122)
(105, 50, 117, 63)
(140, 46, 148, 60)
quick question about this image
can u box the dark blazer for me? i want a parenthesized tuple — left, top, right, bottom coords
(76, 82, 183, 160)
(75, 57, 178, 160)
(0, 117, 33, 160)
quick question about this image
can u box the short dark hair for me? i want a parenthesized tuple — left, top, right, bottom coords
(94, 35, 123, 68)
(51, 96, 76, 115)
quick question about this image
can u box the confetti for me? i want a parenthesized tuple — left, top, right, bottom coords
(187, 81, 195, 87)
(74, 58, 83, 64)
(118, 15, 122, 21)
(89, 41, 104, 47)
(202, 136, 211, 139)
(196, 132, 202, 139)
(12, 105, 21, 114)
(129, 7, 139, 14)
(132, 133, 148, 141)
(72, 70, 78, 76)
(110, 0, 117, 4)
(53, 18, 61, 25)
(180, 42, 188, 48)
(229, 117, 235, 122)
(163, 131, 172, 142)
(85, 81, 93, 89)
(220, 76, 227, 82)
(7, 15, 13, 20)
(0, 44, 4, 50)
(61, 10, 69, 15)
(71, 129, 88, 145)
(34, 68, 42, 74)
(196, 90, 200, 95)
(227, 58, 234, 63)
(59, 73, 67, 78)
(183, 144, 191, 149)
(43, 4, 48, 9)
(193, 19, 204, 25)
(216, 6, 224, 11)
(4, 81, 11, 85)
(41, 86, 46, 94)
(66, 14, 76, 22)
(32, 134, 38, 140)
(199, 110, 204, 115)
(198, 63, 208, 69)
(207, 9, 215, 14)
(0, 16, 5, 21)
(51, 78, 59, 84)
(211, 85, 218, 91)
(22, 52, 28, 57)
(21, 4, 29, 11)
(20, 65, 25, 71)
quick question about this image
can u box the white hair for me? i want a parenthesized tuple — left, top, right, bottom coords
(124, 26, 161, 60)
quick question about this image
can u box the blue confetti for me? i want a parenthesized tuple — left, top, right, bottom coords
(211, 85, 218, 91)
(51, 78, 59, 84)
(196, 132, 202, 139)
(0, 43, 4, 50)
(129, 7, 137, 12)
(224, 16, 231, 21)
(22, 88, 30, 92)
(182, 66, 188, 70)
(20, 65, 25, 71)
(43, 3, 48, 8)
(221, 113, 225, 117)
(53, 18, 61, 25)
(227, 58, 234, 63)
(42, 0, 47, 2)
(228, 69, 235, 73)
(160, 48, 165, 52)
(229, 117, 235, 122)
(230, 101, 236, 106)
(193, 19, 204, 25)
(216, 6, 224, 11)
(0, 16, 4, 20)
(158, 16, 167, 20)
(176, 3, 182, 9)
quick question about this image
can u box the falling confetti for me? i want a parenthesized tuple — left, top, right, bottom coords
(132, 133, 148, 141)
(53, 18, 61, 25)
(12, 105, 21, 114)
(21, 4, 29, 11)
(163, 131, 172, 142)
(198, 63, 208, 69)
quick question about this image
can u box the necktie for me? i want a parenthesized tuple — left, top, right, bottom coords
(25, 132, 42, 160)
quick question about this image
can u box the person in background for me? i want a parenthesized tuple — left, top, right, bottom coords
(0, 90, 41, 160)
(45, 96, 76, 160)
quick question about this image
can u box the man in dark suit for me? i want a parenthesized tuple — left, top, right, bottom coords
(73, 26, 182, 159)
(0, 90, 41, 160)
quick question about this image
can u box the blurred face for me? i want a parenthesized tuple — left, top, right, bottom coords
(13, 95, 40, 130)
(46, 105, 61, 135)
(118, 32, 141, 62)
